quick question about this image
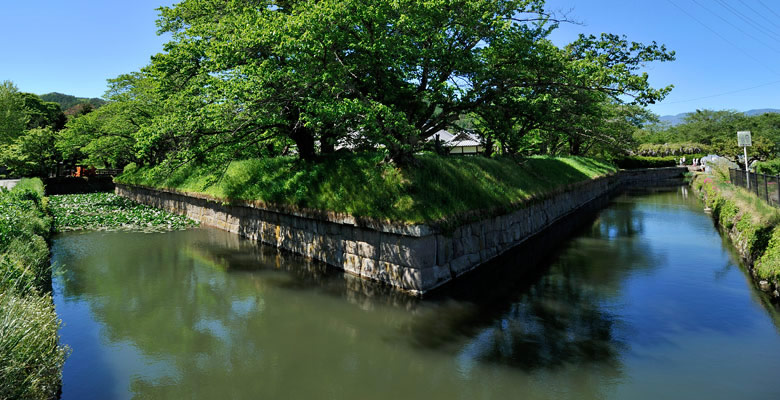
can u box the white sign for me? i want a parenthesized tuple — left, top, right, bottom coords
(738, 131, 752, 147)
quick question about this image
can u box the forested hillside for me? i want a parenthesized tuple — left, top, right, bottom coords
(39, 92, 106, 111)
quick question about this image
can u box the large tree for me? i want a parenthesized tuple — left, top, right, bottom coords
(128, 0, 673, 165)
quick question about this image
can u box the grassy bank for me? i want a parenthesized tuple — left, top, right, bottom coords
(116, 154, 617, 225)
(0, 179, 67, 400)
(692, 173, 780, 296)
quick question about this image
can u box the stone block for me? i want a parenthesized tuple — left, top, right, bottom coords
(344, 240, 358, 255)
(435, 235, 453, 265)
(450, 255, 472, 276)
(379, 235, 436, 269)
(343, 253, 362, 275)
(356, 241, 378, 259)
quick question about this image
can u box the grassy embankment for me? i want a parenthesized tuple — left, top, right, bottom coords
(116, 154, 617, 226)
(0, 179, 67, 400)
(692, 171, 780, 297)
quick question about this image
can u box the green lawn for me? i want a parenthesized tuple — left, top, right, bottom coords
(116, 154, 617, 225)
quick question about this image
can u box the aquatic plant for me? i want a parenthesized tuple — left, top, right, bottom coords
(48, 192, 198, 233)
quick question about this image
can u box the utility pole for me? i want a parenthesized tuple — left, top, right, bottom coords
(738, 131, 752, 189)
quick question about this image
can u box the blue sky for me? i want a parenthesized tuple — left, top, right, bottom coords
(1, 0, 778, 116)
(545, 0, 780, 115)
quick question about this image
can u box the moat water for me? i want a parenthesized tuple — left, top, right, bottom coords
(52, 187, 780, 399)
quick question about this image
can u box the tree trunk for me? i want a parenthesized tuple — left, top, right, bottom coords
(320, 128, 336, 155)
(291, 127, 316, 161)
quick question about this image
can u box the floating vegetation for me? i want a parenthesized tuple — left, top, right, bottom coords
(49, 193, 198, 233)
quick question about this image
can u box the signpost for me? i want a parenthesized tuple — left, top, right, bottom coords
(738, 131, 752, 189)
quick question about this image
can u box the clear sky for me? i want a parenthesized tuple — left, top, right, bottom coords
(1, 0, 778, 116)
(0, 0, 174, 99)
(544, 0, 780, 115)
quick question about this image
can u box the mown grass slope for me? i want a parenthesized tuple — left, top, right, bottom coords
(117, 154, 617, 224)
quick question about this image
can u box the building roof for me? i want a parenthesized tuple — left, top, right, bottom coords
(431, 130, 481, 147)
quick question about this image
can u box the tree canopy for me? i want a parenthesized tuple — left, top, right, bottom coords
(0, 82, 67, 177)
(634, 110, 780, 164)
(45, 0, 677, 174)
(71, 0, 671, 168)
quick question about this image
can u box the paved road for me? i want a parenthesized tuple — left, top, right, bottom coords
(0, 179, 20, 191)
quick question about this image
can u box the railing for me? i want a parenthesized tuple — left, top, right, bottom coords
(729, 168, 780, 207)
(94, 169, 123, 176)
(49, 167, 123, 178)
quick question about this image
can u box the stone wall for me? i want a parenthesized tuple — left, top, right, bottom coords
(116, 167, 686, 295)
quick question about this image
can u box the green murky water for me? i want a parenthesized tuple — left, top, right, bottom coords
(53, 188, 780, 399)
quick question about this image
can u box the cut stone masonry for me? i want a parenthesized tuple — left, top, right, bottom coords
(116, 167, 686, 295)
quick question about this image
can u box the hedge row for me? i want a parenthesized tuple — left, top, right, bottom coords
(0, 179, 67, 400)
(614, 154, 709, 169)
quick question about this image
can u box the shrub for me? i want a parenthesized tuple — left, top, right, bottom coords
(754, 159, 780, 176)
(613, 156, 678, 169)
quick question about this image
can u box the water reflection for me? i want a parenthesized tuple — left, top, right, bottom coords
(53, 187, 780, 400)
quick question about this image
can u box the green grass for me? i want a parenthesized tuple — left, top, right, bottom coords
(117, 154, 617, 225)
(0, 289, 67, 400)
(49, 193, 198, 233)
(693, 174, 780, 283)
(0, 178, 67, 400)
(0, 179, 52, 293)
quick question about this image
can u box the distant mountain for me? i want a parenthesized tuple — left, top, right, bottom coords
(659, 109, 780, 126)
(39, 92, 107, 111)
(744, 108, 780, 117)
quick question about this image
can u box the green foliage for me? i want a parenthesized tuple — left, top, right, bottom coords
(0, 80, 27, 145)
(117, 154, 616, 224)
(67, 0, 672, 167)
(0, 290, 67, 400)
(48, 193, 198, 232)
(754, 159, 780, 176)
(613, 156, 678, 169)
(1, 127, 59, 177)
(693, 174, 780, 267)
(0, 178, 67, 399)
(18, 92, 66, 131)
(635, 110, 780, 164)
(39, 92, 106, 112)
(756, 227, 780, 282)
(0, 83, 67, 177)
(636, 142, 710, 157)
(0, 178, 50, 293)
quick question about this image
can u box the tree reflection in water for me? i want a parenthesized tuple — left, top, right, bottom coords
(52, 187, 780, 399)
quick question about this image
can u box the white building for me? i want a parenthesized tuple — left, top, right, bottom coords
(430, 130, 484, 155)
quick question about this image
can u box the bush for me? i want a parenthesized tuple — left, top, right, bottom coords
(613, 156, 678, 169)
(754, 159, 780, 175)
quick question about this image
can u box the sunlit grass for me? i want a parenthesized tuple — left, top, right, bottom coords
(117, 154, 617, 224)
